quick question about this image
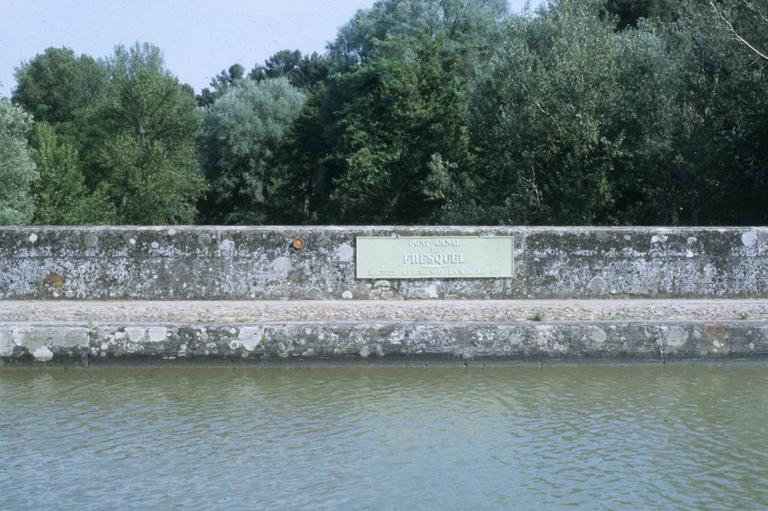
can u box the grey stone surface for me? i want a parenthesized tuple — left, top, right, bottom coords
(0, 325, 90, 364)
(2, 299, 768, 322)
(1, 320, 767, 366)
(3, 226, 768, 366)
(1, 226, 767, 300)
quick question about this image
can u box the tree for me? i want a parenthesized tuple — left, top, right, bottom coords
(277, 32, 474, 224)
(249, 50, 329, 91)
(12, 47, 108, 124)
(661, 0, 768, 224)
(99, 133, 204, 224)
(469, 0, 684, 225)
(328, 0, 508, 72)
(198, 78, 306, 224)
(88, 44, 206, 224)
(197, 64, 245, 107)
(0, 99, 37, 224)
(274, 0, 507, 224)
(706, 0, 768, 61)
(607, 0, 681, 28)
(199, 51, 329, 108)
(270, 88, 330, 224)
(104, 42, 166, 82)
(30, 123, 115, 225)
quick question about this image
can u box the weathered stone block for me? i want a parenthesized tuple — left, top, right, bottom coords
(1, 226, 767, 300)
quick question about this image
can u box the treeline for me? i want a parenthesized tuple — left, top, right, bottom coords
(1, 0, 766, 226)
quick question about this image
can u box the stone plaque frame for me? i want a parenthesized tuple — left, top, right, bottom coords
(355, 236, 515, 279)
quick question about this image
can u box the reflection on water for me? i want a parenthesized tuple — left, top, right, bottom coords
(1, 365, 768, 510)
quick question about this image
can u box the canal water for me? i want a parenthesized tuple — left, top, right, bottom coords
(2, 365, 767, 510)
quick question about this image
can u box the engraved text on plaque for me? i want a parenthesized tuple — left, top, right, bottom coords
(355, 236, 515, 279)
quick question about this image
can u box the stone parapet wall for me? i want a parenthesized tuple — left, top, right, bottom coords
(0, 226, 767, 300)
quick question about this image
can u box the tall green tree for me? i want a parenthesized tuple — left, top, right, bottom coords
(469, 0, 683, 225)
(661, 0, 768, 224)
(198, 78, 306, 224)
(199, 50, 329, 108)
(87, 43, 206, 224)
(197, 64, 245, 107)
(327, 34, 474, 223)
(271, 88, 330, 224)
(12, 47, 108, 124)
(276, 34, 475, 224)
(104, 43, 166, 81)
(329, 0, 507, 72)
(0, 99, 37, 224)
(249, 50, 329, 91)
(30, 123, 115, 225)
(276, 0, 506, 224)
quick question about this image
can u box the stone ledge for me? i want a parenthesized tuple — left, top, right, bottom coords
(2, 315, 767, 366)
(2, 299, 768, 323)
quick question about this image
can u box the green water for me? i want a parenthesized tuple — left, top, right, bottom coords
(1, 365, 767, 510)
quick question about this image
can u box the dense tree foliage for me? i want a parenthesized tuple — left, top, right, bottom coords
(13, 47, 108, 124)
(30, 123, 115, 224)
(274, 34, 474, 224)
(249, 50, 329, 91)
(470, 0, 682, 224)
(4, 0, 768, 226)
(607, 0, 681, 28)
(196, 64, 245, 107)
(464, 0, 768, 225)
(274, 0, 506, 224)
(92, 44, 205, 224)
(198, 78, 306, 224)
(11, 43, 205, 225)
(0, 99, 37, 224)
(666, 0, 768, 224)
(328, 0, 507, 70)
(197, 50, 327, 107)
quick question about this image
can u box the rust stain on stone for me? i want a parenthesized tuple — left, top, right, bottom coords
(42, 272, 66, 293)
(704, 324, 728, 343)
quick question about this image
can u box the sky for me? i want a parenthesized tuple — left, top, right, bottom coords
(1, 0, 538, 96)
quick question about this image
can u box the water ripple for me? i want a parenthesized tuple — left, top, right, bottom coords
(1, 366, 768, 510)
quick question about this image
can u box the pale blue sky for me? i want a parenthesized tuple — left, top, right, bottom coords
(1, 0, 539, 96)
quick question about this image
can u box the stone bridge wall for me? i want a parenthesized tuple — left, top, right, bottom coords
(1, 226, 766, 300)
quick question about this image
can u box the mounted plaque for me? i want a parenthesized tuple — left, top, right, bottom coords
(356, 236, 515, 279)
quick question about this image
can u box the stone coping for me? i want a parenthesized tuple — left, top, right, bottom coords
(1, 225, 763, 231)
(2, 299, 767, 323)
(4, 299, 768, 365)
